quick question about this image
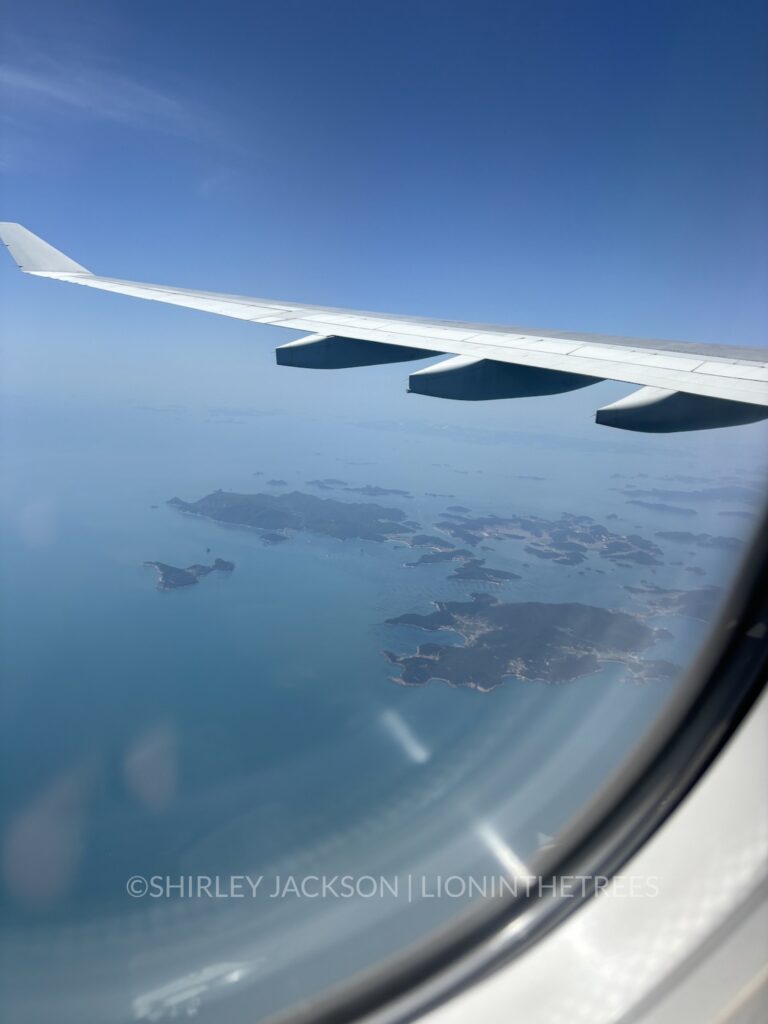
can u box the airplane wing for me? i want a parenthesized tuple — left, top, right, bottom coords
(2, 222, 766, 432)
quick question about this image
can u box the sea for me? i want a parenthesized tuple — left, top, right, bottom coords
(1, 389, 765, 1020)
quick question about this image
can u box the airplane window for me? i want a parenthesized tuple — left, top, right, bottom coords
(1, 4, 766, 1022)
(2, 373, 766, 1022)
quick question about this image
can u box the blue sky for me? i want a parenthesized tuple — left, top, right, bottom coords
(1, 0, 766, 413)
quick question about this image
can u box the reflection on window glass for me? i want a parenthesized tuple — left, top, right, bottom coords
(1, 380, 766, 1021)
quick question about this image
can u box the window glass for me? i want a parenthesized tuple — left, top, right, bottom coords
(2, 379, 766, 1022)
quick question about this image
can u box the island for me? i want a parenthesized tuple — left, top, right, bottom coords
(625, 582, 723, 622)
(447, 558, 521, 583)
(160, 484, 733, 699)
(153, 474, 745, 697)
(384, 592, 675, 691)
(165, 487, 700, 584)
(306, 477, 348, 490)
(654, 531, 743, 551)
(620, 484, 759, 505)
(168, 490, 414, 543)
(407, 547, 475, 565)
(346, 484, 412, 498)
(144, 558, 235, 591)
(626, 500, 697, 516)
(305, 479, 412, 498)
(434, 509, 664, 566)
(408, 534, 456, 550)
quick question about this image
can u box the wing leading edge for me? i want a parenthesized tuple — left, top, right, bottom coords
(2, 222, 766, 432)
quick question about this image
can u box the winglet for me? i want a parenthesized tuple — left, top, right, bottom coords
(0, 223, 91, 275)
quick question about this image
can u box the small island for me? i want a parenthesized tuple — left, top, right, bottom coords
(144, 558, 235, 591)
(626, 500, 697, 516)
(447, 558, 521, 583)
(305, 479, 412, 498)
